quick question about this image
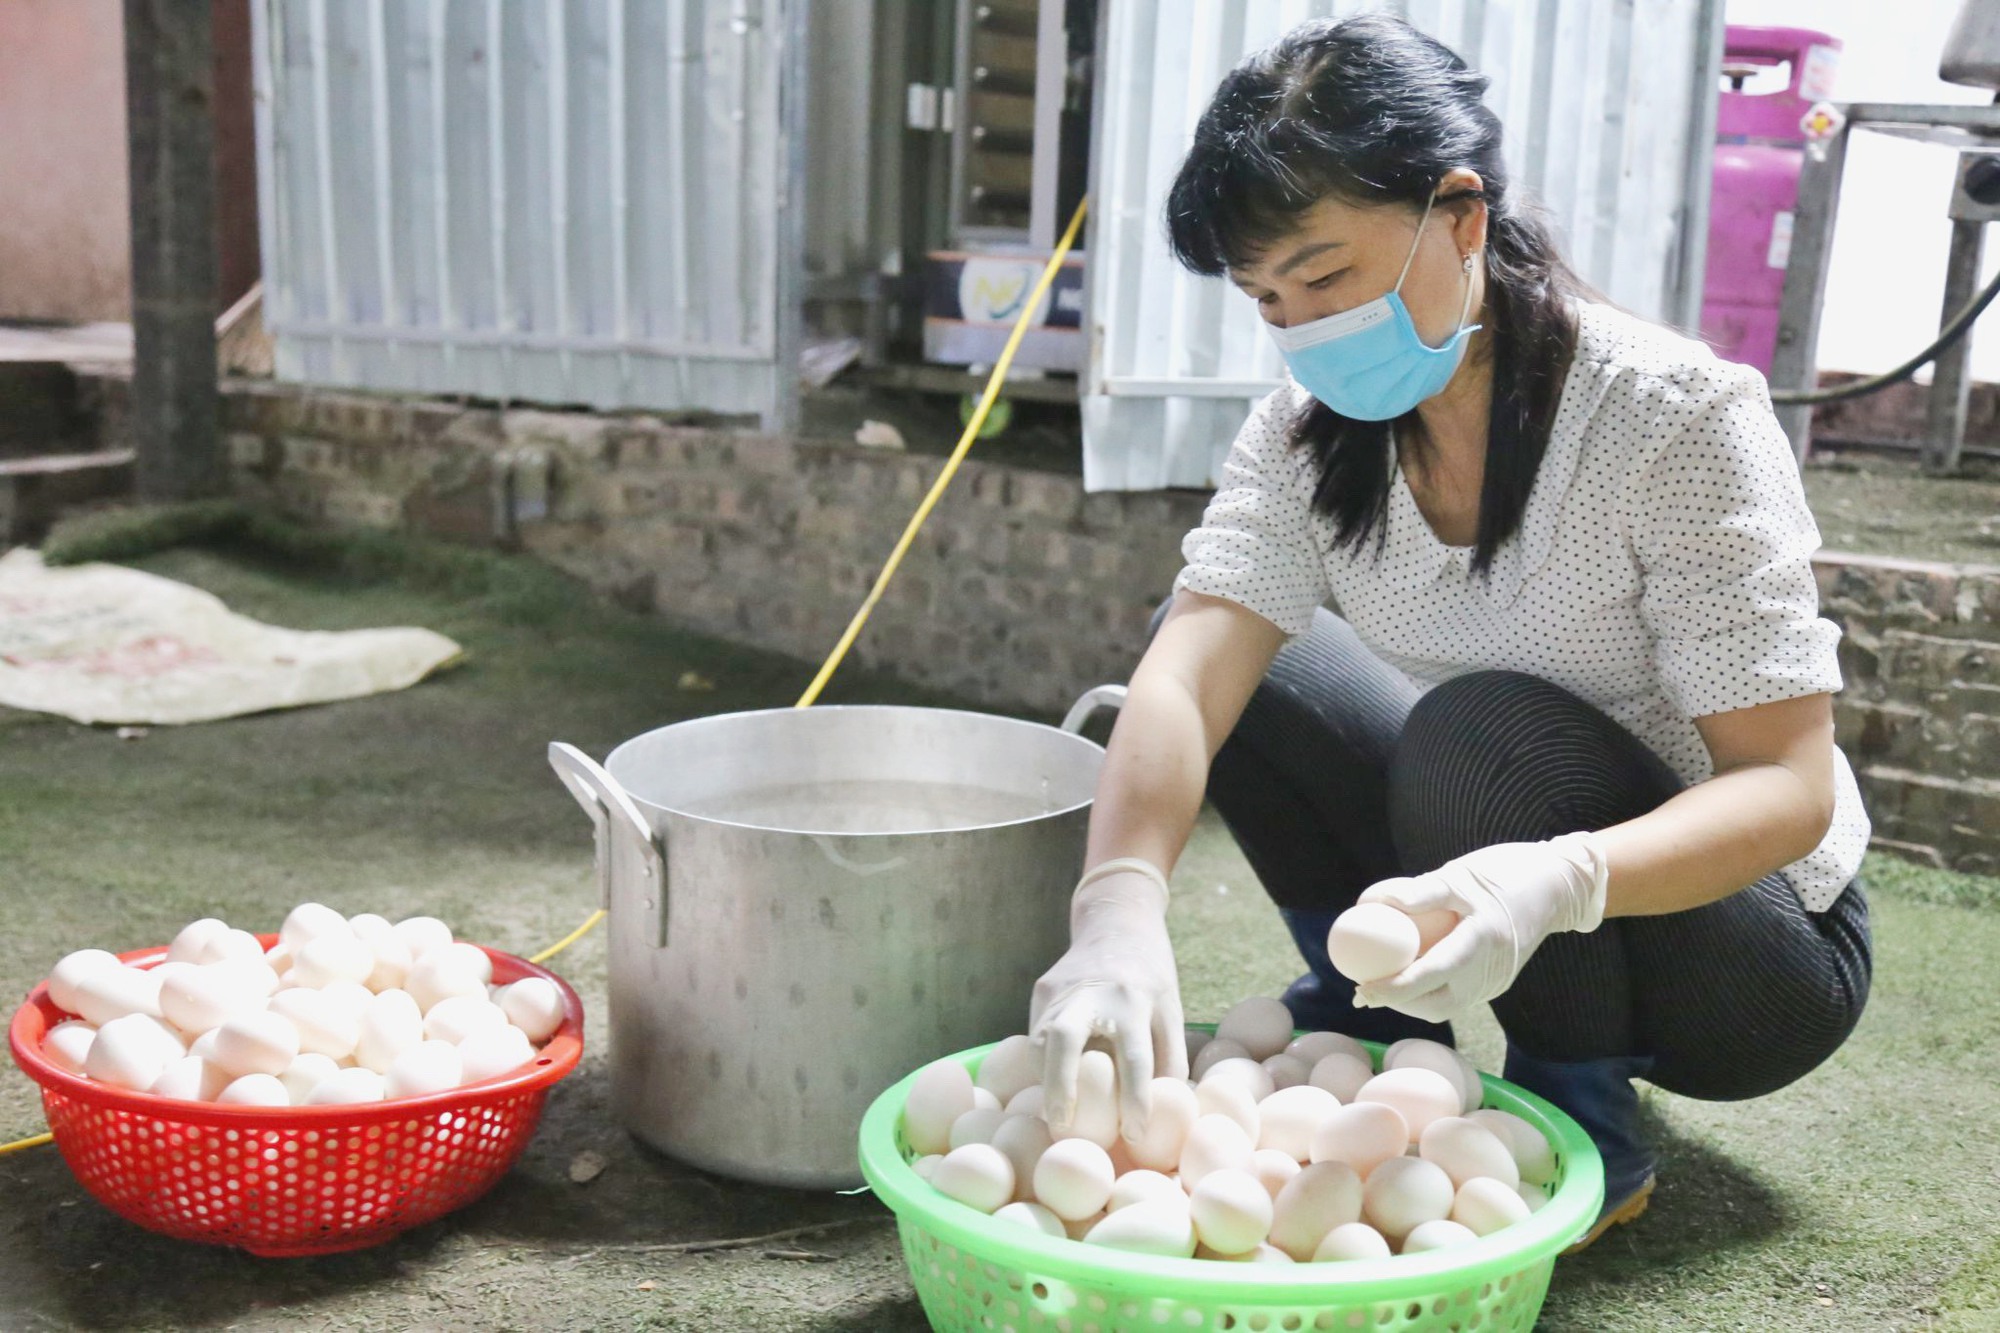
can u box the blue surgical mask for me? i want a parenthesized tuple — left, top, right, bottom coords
(1264, 191, 1481, 421)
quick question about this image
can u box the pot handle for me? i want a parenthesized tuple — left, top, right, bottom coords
(1060, 683, 1128, 734)
(548, 742, 669, 945)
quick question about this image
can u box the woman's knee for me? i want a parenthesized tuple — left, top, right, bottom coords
(1388, 670, 1679, 870)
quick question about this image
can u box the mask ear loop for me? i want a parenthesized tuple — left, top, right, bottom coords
(1453, 249, 1480, 333)
(1392, 189, 1441, 294)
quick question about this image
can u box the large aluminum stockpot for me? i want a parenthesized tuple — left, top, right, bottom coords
(547, 687, 1124, 1188)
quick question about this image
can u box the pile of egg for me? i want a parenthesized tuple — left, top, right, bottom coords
(36, 905, 566, 1108)
(904, 997, 1555, 1263)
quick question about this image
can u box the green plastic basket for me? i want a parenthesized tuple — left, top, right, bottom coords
(858, 1030, 1602, 1333)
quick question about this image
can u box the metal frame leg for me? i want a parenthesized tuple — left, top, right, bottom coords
(1924, 217, 1985, 475)
(1771, 124, 1853, 462)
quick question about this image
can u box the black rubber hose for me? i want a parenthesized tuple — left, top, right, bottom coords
(1769, 262, 2000, 405)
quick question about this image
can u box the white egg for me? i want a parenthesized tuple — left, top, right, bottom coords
(39, 1020, 97, 1076)
(431, 941, 494, 986)
(1195, 1077, 1261, 1142)
(1383, 1038, 1483, 1114)
(1452, 1176, 1532, 1236)
(1216, 1242, 1296, 1264)
(947, 1107, 1010, 1151)
(354, 988, 426, 1073)
(1082, 1199, 1197, 1257)
(347, 916, 413, 993)
(1189, 1167, 1274, 1256)
(1127, 1077, 1199, 1173)
(1516, 1181, 1549, 1212)
(405, 951, 488, 1015)
(150, 1055, 229, 1102)
(266, 987, 362, 1061)
(1260, 1053, 1312, 1092)
(1184, 1027, 1215, 1065)
(904, 1060, 977, 1157)
(1189, 1037, 1253, 1080)
(974, 1034, 1040, 1105)
(1249, 1147, 1303, 1200)
(83, 1014, 184, 1091)
(989, 1114, 1054, 1201)
(1178, 1113, 1256, 1193)
(1308, 1052, 1376, 1104)
(1355, 1068, 1461, 1144)
(1064, 1210, 1108, 1241)
(290, 935, 377, 989)
(1256, 1085, 1340, 1163)
(384, 1040, 464, 1099)
(1268, 1160, 1365, 1260)
(198, 929, 268, 967)
(1310, 1101, 1411, 1179)
(158, 965, 261, 1037)
(1107, 1169, 1183, 1212)
(69, 965, 164, 1027)
(1003, 1084, 1046, 1120)
(1400, 1218, 1478, 1253)
(1312, 1221, 1392, 1262)
(187, 1029, 224, 1064)
(992, 1200, 1066, 1238)
(47, 950, 122, 1016)
(1051, 1050, 1119, 1149)
(910, 1154, 944, 1182)
(1418, 1116, 1520, 1190)
(262, 942, 294, 980)
(215, 958, 283, 999)
(1466, 1108, 1558, 1187)
(1215, 996, 1296, 1061)
(304, 1066, 387, 1105)
(217, 1073, 291, 1107)
(1197, 1055, 1275, 1102)
(931, 1143, 1015, 1214)
(391, 915, 455, 960)
(458, 1024, 535, 1083)
(280, 902, 355, 951)
(1032, 1138, 1115, 1220)
(970, 1087, 1001, 1112)
(277, 1052, 342, 1104)
(424, 994, 511, 1045)
(1362, 1156, 1456, 1241)
(210, 1011, 301, 1079)
(1327, 903, 1422, 983)
(166, 919, 229, 965)
(494, 977, 565, 1044)
(1285, 1031, 1372, 1067)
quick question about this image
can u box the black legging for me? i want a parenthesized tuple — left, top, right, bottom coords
(1170, 603, 1872, 1103)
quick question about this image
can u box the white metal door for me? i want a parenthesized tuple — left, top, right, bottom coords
(1083, 0, 1724, 490)
(250, 0, 805, 429)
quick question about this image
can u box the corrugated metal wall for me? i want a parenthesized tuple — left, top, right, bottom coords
(1082, 0, 1725, 490)
(250, 0, 804, 427)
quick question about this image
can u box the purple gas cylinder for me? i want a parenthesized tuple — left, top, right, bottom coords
(1700, 27, 1843, 375)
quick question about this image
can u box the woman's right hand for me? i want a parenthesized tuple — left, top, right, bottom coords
(1028, 868, 1188, 1142)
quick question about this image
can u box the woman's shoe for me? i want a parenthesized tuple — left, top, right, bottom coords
(1277, 909, 1455, 1046)
(1500, 1044, 1658, 1252)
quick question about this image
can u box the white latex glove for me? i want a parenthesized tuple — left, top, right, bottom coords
(1352, 832, 1610, 1024)
(1029, 859, 1188, 1141)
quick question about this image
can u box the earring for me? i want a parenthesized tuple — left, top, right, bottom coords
(1462, 252, 1477, 273)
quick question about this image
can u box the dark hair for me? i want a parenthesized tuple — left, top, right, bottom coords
(1164, 14, 1585, 575)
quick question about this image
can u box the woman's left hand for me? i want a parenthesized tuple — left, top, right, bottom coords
(1353, 833, 1610, 1023)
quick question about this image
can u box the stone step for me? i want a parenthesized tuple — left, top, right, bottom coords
(0, 448, 136, 545)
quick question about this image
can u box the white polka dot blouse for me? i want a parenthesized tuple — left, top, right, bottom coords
(1174, 301, 1867, 912)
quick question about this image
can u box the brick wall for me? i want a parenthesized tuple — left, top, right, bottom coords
(196, 378, 1206, 715)
(1817, 554, 2000, 875)
(78, 374, 2000, 875)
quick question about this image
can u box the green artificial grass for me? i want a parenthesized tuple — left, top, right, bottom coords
(2, 512, 1997, 1330)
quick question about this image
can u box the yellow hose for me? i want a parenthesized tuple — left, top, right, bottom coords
(0, 199, 1092, 1158)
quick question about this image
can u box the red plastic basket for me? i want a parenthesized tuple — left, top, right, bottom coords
(8, 937, 584, 1257)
